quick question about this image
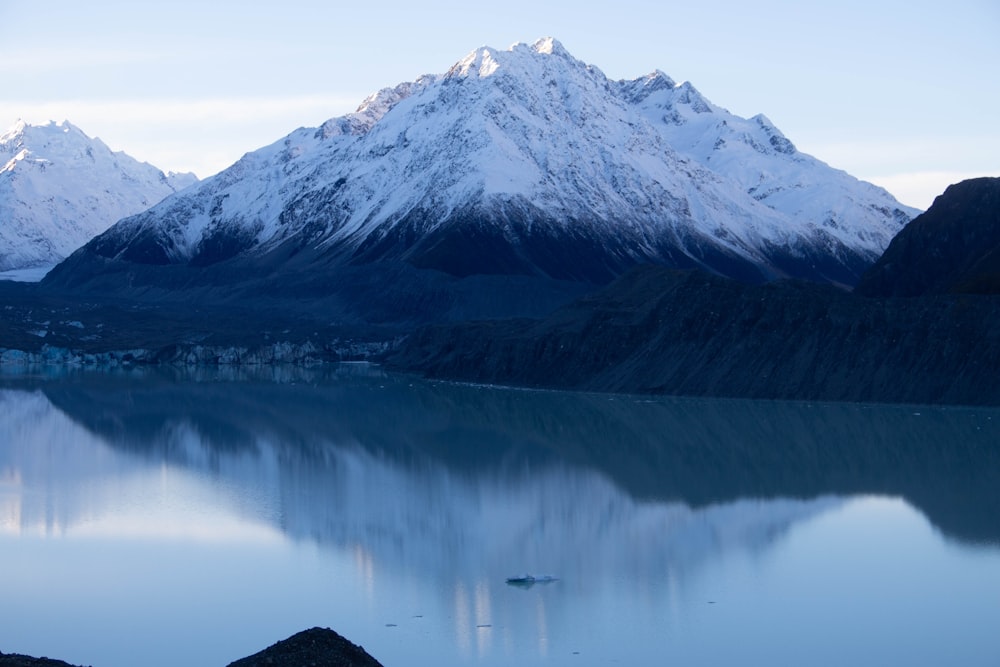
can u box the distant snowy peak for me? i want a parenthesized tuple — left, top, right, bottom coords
(64, 38, 917, 288)
(0, 119, 199, 272)
(165, 170, 199, 191)
(3, 118, 87, 146)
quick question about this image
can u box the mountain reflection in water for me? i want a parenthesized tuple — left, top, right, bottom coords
(3, 363, 997, 547)
(2, 364, 1000, 667)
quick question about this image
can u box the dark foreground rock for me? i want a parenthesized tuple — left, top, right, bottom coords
(227, 627, 384, 667)
(0, 653, 89, 667)
(1, 628, 383, 667)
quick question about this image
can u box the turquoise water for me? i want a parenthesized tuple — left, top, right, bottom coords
(1, 365, 999, 666)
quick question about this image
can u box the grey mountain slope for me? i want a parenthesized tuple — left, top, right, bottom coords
(387, 262, 1000, 405)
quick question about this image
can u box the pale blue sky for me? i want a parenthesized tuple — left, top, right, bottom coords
(2, 0, 998, 209)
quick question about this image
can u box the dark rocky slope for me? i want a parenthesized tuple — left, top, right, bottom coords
(856, 177, 1000, 296)
(38, 252, 592, 333)
(387, 177, 1000, 405)
(387, 264, 1000, 405)
(2, 261, 590, 360)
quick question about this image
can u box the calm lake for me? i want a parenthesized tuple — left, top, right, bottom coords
(1, 364, 999, 667)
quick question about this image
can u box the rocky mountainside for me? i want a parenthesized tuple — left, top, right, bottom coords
(388, 262, 1000, 405)
(387, 177, 1000, 405)
(0, 120, 197, 271)
(856, 176, 1000, 296)
(45, 38, 915, 309)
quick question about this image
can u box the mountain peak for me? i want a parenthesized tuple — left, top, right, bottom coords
(3, 119, 97, 152)
(446, 37, 585, 81)
(48, 38, 918, 293)
(448, 45, 504, 79)
(53, 119, 83, 133)
(1, 118, 28, 141)
(617, 70, 678, 104)
(531, 36, 568, 56)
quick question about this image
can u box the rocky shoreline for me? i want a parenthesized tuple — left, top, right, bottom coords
(0, 628, 384, 667)
(0, 339, 391, 369)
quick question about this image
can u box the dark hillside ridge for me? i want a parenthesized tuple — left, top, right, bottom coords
(31, 258, 591, 338)
(856, 177, 1000, 296)
(387, 265, 1000, 405)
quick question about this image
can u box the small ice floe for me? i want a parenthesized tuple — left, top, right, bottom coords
(505, 574, 558, 589)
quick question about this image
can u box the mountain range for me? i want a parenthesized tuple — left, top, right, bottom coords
(0, 120, 197, 272)
(43, 38, 916, 317)
(5, 39, 997, 406)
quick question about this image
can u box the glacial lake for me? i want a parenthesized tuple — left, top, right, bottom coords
(1, 364, 999, 667)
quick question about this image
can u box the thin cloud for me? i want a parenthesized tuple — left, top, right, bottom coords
(0, 48, 165, 73)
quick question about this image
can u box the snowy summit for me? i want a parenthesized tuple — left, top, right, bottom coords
(51, 38, 917, 291)
(0, 120, 197, 273)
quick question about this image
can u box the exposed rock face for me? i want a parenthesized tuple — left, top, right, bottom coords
(856, 177, 1000, 296)
(226, 628, 384, 667)
(387, 265, 1000, 405)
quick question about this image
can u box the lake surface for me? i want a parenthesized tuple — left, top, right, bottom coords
(1, 364, 999, 667)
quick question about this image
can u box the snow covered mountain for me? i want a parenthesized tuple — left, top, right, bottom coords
(0, 120, 197, 272)
(50, 38, 917, 297)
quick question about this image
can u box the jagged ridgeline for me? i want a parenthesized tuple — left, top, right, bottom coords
(44, 38, 916, 324)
